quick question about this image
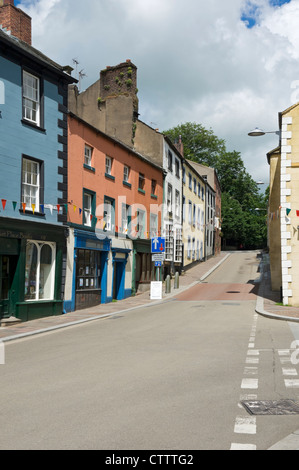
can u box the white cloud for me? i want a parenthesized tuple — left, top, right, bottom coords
(16, 0, 299, 186)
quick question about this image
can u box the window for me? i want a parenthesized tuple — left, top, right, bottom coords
(175, 159, 180, 178)
(182, 196, 185, 221)
(165, 223, 173, 261)
(197, 207, 201, 230)
(123, 165, 130, 183)
(137, 209, 145, 237)
(22, 157, 41, 211)
(83, 192, 92, 227)
(23, 71, 40, 126)
(189, 173, 192, 190)
(202, 187, 204, 200)
(121, 204, 130, 234)
(167, 184, 172, 213)
(104, 197, 115, 232)
(138, 173, 145, 192)
(175, 190, 180, 219)
(188, 201, 192, 225)
(84, 145, 93, 166)
(198, 182, 201, 197)
(76, 249, 101, 291)
(168, 151, 173, 171)
(193, 178, 196, 193)
(192, 238, 195, 259)
(187, 236, 191, 259)
(197, 240, 200, 260)
(151, 179, 157, 196)
(182, 167, 186, 184)
(193, 204, 196, 227)
(105, 156, 112, 175)
(150, 213, 158, 237)
(25, 241, 56, 301)
(174, 228, 182, 263)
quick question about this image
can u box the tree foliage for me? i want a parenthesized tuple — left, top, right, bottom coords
(164, 122, 268, 249)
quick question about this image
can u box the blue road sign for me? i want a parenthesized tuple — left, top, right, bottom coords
(151, 237, 165, 253)
(155, 261, 162, 267)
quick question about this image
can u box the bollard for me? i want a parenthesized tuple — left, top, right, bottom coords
(174, 271, 179, 289)
(165, 275, 171, 294)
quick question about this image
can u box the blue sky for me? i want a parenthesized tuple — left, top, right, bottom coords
(241, 0, 292, 28)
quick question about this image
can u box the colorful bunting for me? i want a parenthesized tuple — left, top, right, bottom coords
(1, 199, 6, 210)
(287, 208, 291, 216)
(32, 204, 35, 214)
(12, 201, 17, 211)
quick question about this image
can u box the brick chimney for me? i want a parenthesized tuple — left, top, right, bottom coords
(0, 0, 32, 45)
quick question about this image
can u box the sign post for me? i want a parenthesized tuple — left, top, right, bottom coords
(151, 237, 165, 294)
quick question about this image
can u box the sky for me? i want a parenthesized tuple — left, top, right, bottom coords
(14, 0, 299, 187)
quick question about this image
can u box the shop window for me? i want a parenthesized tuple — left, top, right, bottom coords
(76, 249, 101, 290)
(25, 241, 56, 301)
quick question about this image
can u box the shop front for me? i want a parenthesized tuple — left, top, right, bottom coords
(132, 239, 155, 294)
(69, 229, 111, 311)
(0, 219, 65, 323)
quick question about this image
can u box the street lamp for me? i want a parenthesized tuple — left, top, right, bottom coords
(248, 127, 280, 137)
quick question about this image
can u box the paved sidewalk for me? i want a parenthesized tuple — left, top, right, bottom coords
(0, 251, 230, 342)
(255, 253, 299, 322)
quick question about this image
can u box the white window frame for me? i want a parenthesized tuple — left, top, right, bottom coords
(84, 144, 93, 167)
(123, 165, 130, 183)
(105, 156, 112, 175)
(150, 213, 158, 237)
(175, 190, 180, 219)
(25, 241, 56, 302)
(22, 158, 40, 211)
(23, 71, 40, 126)
(167, 184, 173, 214)
(84, 192, 92, 227)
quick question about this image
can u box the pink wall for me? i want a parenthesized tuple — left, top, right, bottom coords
(68, 115, 163, 237)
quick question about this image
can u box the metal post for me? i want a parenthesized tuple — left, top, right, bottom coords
(165, 274, 171, 294)
(174, 271, 179, 289)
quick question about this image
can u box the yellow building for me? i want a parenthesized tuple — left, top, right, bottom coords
(182, 160, 206, 270)
(267, 102, 299, 306)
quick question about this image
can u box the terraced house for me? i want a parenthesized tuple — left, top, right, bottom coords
(182, 159, 206, 269)
(0, 1, 76, 323)
(64, 112, 164, 312)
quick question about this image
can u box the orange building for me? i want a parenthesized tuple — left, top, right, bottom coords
(64, 112, 164, 311)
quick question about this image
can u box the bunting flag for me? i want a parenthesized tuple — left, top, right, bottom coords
(40, 204, 44, 214)
(32, 204, 35, 214)
(1, 199, 6, 210)
(12, 201, 17, 211)
(56, 204, 60, 214)
(296, 210, 299, 217)
(286, 208, 291, 216)
(22, 203, 26, 213)
(73, 205, 77, 212)
(64, 204, 68, 213)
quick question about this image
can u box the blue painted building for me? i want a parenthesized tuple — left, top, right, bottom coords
(0, 9, 76, 322)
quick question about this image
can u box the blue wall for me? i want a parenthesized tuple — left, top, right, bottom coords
(0, 55, 63, 225)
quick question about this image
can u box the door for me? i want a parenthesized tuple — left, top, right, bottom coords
(0, 255, 18, 319)
(113, 262, 125, 301)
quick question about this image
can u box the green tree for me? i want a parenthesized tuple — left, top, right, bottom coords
(164, 122, 268, 249)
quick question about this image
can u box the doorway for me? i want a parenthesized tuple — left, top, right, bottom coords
(113, 261, 125, 301)
(0, 255, 18, 319)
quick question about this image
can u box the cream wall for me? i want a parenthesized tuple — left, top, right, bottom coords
(278, 104, 299, 305)
(268, 149, 281, 291)
(182, 162, 205, 269)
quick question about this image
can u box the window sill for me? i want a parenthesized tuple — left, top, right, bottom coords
(105, 173, 115, 181)
(123, 181, 131, 188)
(21, 119, 46, 133)
(84, 164, 95, 172)
(151, 194, 158, 200)
(138, 188, 145, 195)
(19, 209, 45, 217)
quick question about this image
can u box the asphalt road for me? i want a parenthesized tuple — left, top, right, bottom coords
(1, 251, 299, 450)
